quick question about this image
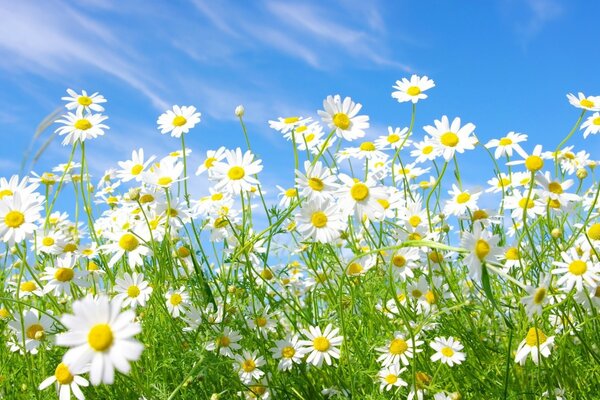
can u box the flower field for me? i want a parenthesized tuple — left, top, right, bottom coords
(1, 79, 600, 399)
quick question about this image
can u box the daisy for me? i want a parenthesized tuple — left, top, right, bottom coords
(56, 294, 143, 385)
(12, 279, 45, 298)
(388, 246, 420, 281)
(295, 199, 346, 243)
(142, 156, 184, 189)
(318, 95, 370, 141)
(460, 225, 502, 282)
(41, 254, 90, 297)
(566, 92, 600, 111)
(0, 175, 40, 200)
(486, 173, 513, 193)
(114, 272, 153, 308)
(378, 364, 408, 392)
(552, 248, 600, 292)
(270, 334, 305, 371)
(521, 274, 551, 317)
(268, 116, 312, 134)
(503, 190, 545, 221)
(8, 309, 54, 354)
(515, 327, 554, 365)
(116, 149, 156, 182)
(34, 228, 67, 255)
(485, 131, 527, 159)
(103, 229, 152, 269)
(429, 337, 466, 366)
(55, 111, 109, 145)
(424, 116, 477, 161)
(580, 112, 600, 138)
(299, 324, 343, 367)
(157, 105, 201, 138)
(337, 174, 385, 220)
(38, 362, 89, 400)
(195, 147, 226, 176)
(392, 75, 435, 104)
(165, 287, 190, 317)
(234, 350, 266, 384)
(508, 144, 546, 173)
(344, 140, 388, 161)
(535, 172, 579, 204)
(62, 88, 106, 113)
(443, 184, 480, 216)
(376, 332, 423, 367)
(205, 327, 242, 358)
(410, 138, 439, 164)
(0, 192, 43, 245)
(211, 148, 263, 193)
(276, 185, 297, 208)
(294, 122, 325, 152)
(295, 161, 338, 202)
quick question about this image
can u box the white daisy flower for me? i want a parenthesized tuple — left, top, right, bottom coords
(580, 112, 600, 138)
(142, 156, 185, 189)
(8, 309, 54, 354)
(269, 116, 312, 134)
(392, 75, 435, 104)
(116, 149, 156, 182)
(429, 337, 466, 367)
(270, 334, 306, 371)
(337, 174, 385, 220)
(114, 272, 153, 309)
(460, 225, 502, 282)
(424, 116, 477, 161)
(443, 184, 480, 216)
(521, 274, 551, 317)
(196, 147, 227, 176)
(410, 138, 439, 164)
(157, 105, 201, 138)
(566, 92, 600, 111)
(165, 287, 190, 317)
(515, 327, 554, 365)
(295, 160, 338, 203)
(56, 294, 143, 385)
(205, 327, 242, 358)
(62, 88, 106, 113)
(485, 131, 527, 159)
(102, 229, 152, 269)
(0, 192, 43, 245)
(378, 364, 408, 391)
(55, 111, 109, 145)
(299, 324, 343, 367)
(41, 254, 90, 296)
(318, 95, 370, 141)
(295, 199, 346, 243)
(234, 350, 266, 384)
(0, 175, 40, 200)
(211, 148, 263, 194)
(552, 248, 600, 292)
(376, 332, 423, 367)
(38, 362, 89, 400)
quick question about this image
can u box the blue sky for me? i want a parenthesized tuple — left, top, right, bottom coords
(0, 0, 599, 197)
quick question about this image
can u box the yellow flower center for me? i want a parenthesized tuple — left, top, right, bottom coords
(282, 346, 296, 358)
(525, 327, 547, 346)
(21, 281, 37, 292)
(425, 290, 437, 304)
(88, 324, 114, 351)
(525, 155, 544, 172)
(170, 293, 183, 305)
(311, 211, 328, 228)
(347, 262, 363, 275)
(140, 194, 155, 203)
(255, 316, 267, 327)
(216, 336, 230, 347)
(4, 210, 25, 228)
(308, 177, 324, 191)
(408, 232, 422, 241)
(284, 116, 300, 124)
(54, 268, 74, 282)
(408, 215, 422, 228)
(429, 251, 443, 264)
(518, 198, 535, 209)
(533, 287, 547, 304)
(548, 182, 563, 194)
(242, 359, 256, 372)
(333, 113, 351, 130)
(313, 336, 330, 352)
(472, 209, 489, 220)
(74, 119, 92, 130)
(593, 117, 600, 125)
(157, 176, 173, 186)
(387, 134, 400, 143)
(499, 137, 513, 146)
(441, 347, 454, 357)
(385, 374, 398, 384)
(211, 193, 223, 201)
(587, 223, 600, 240)
(77, 96, 93, 106)
(64, 243, 78, 253)
(204, 157, 216, 169)
(475, 239, 491, 260)
(296, 125, 307, 133)
(177, 246, 191, 258)
(0, 189, 13, 199)
(422, 145, 433, 154)
(305, 133, 315, 142)
(26, 323, 44, 340)
(440, 132, 459, 147)
(0, 308, 9, 318)
(412, 289, 423, 298)
(42, 237, 55, 246)
(377, 199, 390, 209)
(127, 285, 141, 297)
(172, 115, 187, 127)
(406, 86, 421, 96)
(456, 192, 471, 204)
(580, 98, 595, 108)
(54, 363, 74, 385)
(261, 268, 274, 280)
(350, 183, 369, 201)
(119, 233, 139, 252)
(131, 164, 144, 175)
(505, 247, 520, 260)
(389, 338, 408, 355)
(285, 188, 297, 197)
(568, 260, 587, 276)
(392, 255, 406, 267)
(359, 142, 376, 151)
(228, 166, 245, 180)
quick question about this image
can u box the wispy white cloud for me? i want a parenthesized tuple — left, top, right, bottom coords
(501, 0, 564, 44)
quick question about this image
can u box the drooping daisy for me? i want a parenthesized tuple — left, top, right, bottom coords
(515, 327, 554, 365)
(157, 105, 201, 138)
(268, 116, 312, 134)
(55, 111, 109, 145)
(62, 88, 107, 113)
(270, 334, 305, 371)
(211, 148, 263, 194)
(318, 95, 370, 141)
(234, 350, 266, 384)
(429, 337, 466, 367)
(485, 131, 527, 159)
(165, 287, 190, 317)
(116, 149, 156, 182)
(376, 332, 424, 367)
(460, 225, 502, 282)
(424, 116, 477, 161)
(392, 75, 435, 104)
(552, 248, 600, 292)
(295, 199, 346, 243)
(56, 294, 143, 385)
(0, 192, 43, 245)
(38, 362, 89, 400)
(205, 327, 242, 358)
(580, 112, 600, 138)
(276, 185, 298, 208)
(114, 272, 153, 308)
(8, 309, 54, 354)
(378, 364, 408, 392)
(299, 324, 343, 367)
(566, 92, 600, 111)
(41, 254, 90, 296)
(295, 160, 339, 202)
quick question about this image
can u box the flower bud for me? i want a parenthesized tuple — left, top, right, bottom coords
(576, 168, 588, 179)
(235, 105, 245, 117)
(551, 228, 562, 238)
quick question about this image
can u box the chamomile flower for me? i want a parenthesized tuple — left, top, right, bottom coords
(269, 116, 312, 134)
(443, 184, 480, 216)
(337, 174, 385, 220)
(567, 92, 600, 111)
(103, 229, 152, 269)
(211, 148, 263, 193)
(0, 192, 43, 245)
(552, 248, 600, 292)
(318, 95, 370, 141)
(234, 350, 266, 384)
(515, 327, 554, 365)
(295, 199, 346, 243)
(38, 362, 89, 400)
(0, 175, 40, 200)
(485, 131, 527, 159)
(424, 116, 477, 161)
(299, 324, 343, 367)
(388, 246, 420, 280)
(157, 105, 201, 138)
(271, 334, 305, 371)
(165, 287, 190, 317)
(295, 161, 338, 202)
(521, 274, 551, 317)
(35, 228, 67, 255)
(508, 144, 546, 173)
(460, 225, 502, 282)
(143, 156, 184, 189)
(392, 75, 435, 104)
(580, 112, 600, 138)
(55, 111, 109, 145)
(114, 272, 153, 308)
(411, 138, 439, 164)
(378, 364, 408, 391)
(276, 185, 298, 208)
(503, 190, 545, 220)
(376, 332, 423, 367)
(116, 149, 156, 182)
(41, 254, 90, 296)
(429, 337, 466, 366)
(8, 309, 53, 354)
(196, 147, 227, 176)
(206, 327, 242, 358)
(62, 88, 106, 113)
(56, 294, 143, 385)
